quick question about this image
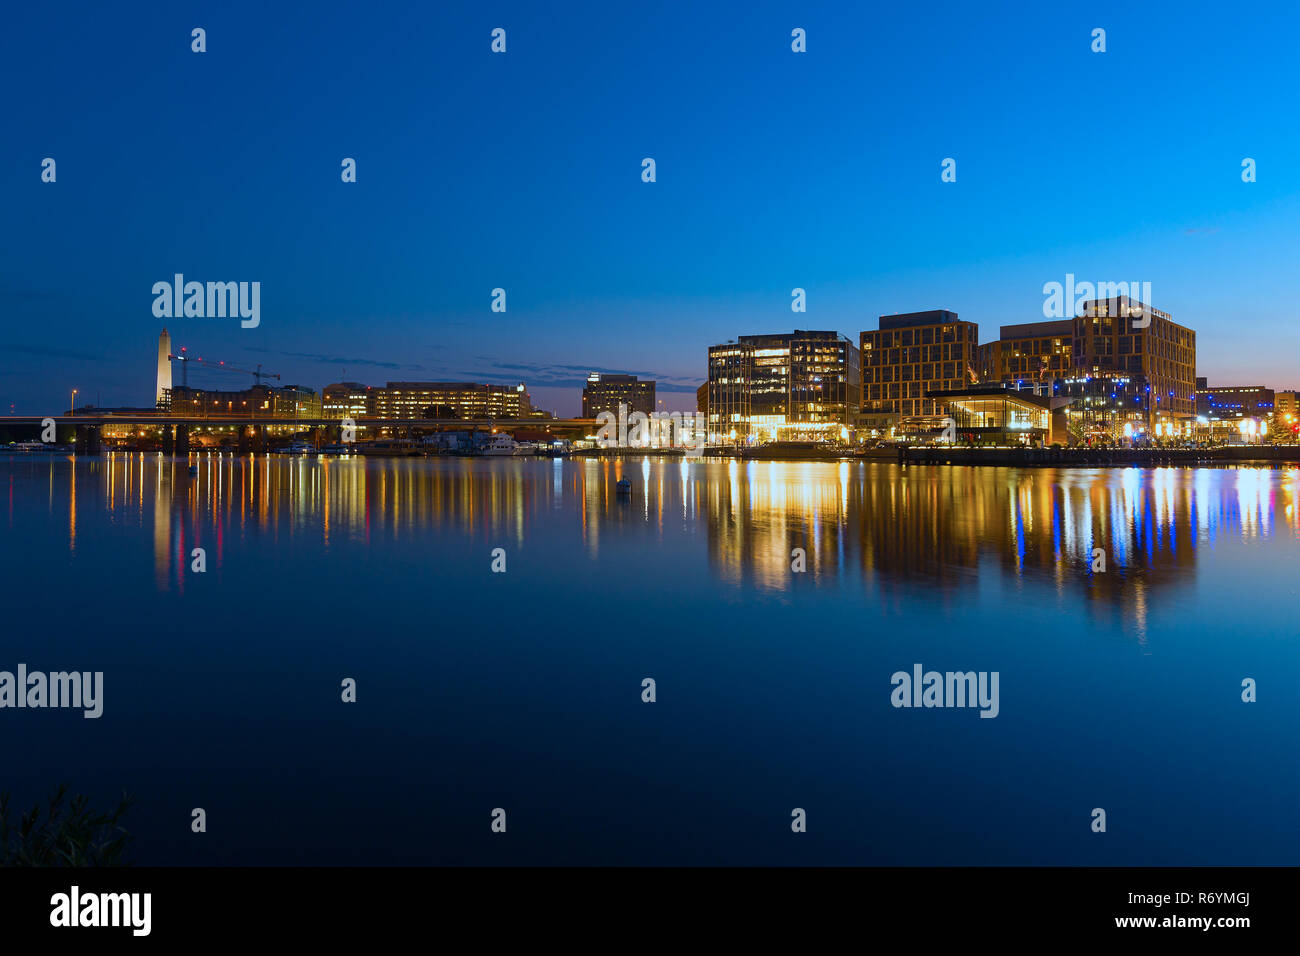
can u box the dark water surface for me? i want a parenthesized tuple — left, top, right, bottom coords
(1, 453, 1297, 864)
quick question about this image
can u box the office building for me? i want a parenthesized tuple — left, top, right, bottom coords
(861, 310, 979, 418)
(1196, 384, 1274, 420)
(368, 382, 531, 419)
(166, 383, 321, 419)
(1070, 296, 1196, 434)
(975, 320, 1072, 395)
(322, 382, 371, 419)
(706, 330, 860, 443)
(582, 373, 655, 418)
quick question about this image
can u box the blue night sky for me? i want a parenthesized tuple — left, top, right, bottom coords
(3, 1, 1299, 416)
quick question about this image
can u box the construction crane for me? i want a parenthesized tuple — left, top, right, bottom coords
(169, 347, 280, 388)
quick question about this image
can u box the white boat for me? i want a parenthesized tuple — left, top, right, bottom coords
(6, 441, 71, 453)
(275, 441, 317, 454)
(480, 434, 522, 456)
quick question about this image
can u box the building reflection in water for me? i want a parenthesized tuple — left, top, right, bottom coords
(60, 454, 1300, 636)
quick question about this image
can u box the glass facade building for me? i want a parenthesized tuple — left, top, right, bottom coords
(706, 330, 860, 443)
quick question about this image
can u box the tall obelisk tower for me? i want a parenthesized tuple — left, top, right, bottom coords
(156, 328, 172, 407)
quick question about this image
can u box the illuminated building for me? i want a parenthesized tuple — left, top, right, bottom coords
(861, 310, 979, 418)
(1196, 383, 1274, 419)
(975, 320, 1072, 395)
(582, 373, 655, 418)
(1054, 372, 1152, 438)
(368, 382, 531, 419)
(156, 328, 172, 407)
(165, 383, 322, 419)
(706, 330, 860, 443)
(1071, 296, 1196, 433)
(322, 382, 371, 419)
(923, 385, 1064, 446)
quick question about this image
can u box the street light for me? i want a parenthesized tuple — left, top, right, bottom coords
(70, 389, 77, 416)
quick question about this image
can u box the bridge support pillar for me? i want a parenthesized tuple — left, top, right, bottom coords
(175, 424, 190, 456)
(237, 426, 251, 455)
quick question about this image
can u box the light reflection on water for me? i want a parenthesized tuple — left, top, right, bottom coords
(19, 453, 1300, 613)
(4, 452, 1300, 865)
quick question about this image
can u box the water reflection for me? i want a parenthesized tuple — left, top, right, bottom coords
(10, 453, 1300, 637)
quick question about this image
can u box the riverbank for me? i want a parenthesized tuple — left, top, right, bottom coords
(894, 445, 1300, 467)
(691, 444, 1300, 466)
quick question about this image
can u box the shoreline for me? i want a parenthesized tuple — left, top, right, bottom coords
(6, 446, 1298, 469)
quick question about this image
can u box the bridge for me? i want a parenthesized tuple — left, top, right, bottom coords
(0, 415, 602, 454)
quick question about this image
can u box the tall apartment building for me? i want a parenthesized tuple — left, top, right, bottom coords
(975, 320, 1072, 395)
(861, 310, 979, 418)
(706, 330, 860, 442)
(1069, 296, 1196, 431)
(581, 373, 655, 418)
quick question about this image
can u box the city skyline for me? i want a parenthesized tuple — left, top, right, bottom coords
(4, 3, 1300, 416)
(7, 298, 1300, 426)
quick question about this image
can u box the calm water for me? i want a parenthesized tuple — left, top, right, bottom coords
(2, 453, 1298, 865)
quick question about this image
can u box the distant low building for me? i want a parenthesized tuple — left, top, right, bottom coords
(165, 383, 321, 419)
(1196, 383, 1274, 420)
(322, 382, 371, 419)
(368, 382, 531, 419)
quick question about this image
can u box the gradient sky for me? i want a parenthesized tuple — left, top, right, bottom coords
(3, 1, 1299, 416)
